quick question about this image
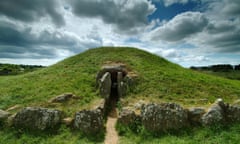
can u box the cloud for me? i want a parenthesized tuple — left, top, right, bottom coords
(0, 0, 65, 27)
(149, 12, 208, 42)
(186, 0, 240, 53)
(194, 24, 240, 53)
(68, 0, 156, 33)
(145, 0, 240, 65)
(0, 0, 239, 67)
(195, 20, 240, 53)
(152, 0, 192, 6)
(164, 0, 189, 6)
(0, 21, 102, 59)
(222, 1, 240, 17)
(207, 0, 240, 18)
(158, 49, 179, 58)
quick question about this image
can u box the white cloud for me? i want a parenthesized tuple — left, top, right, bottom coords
(68, 0, 156, 34)
(148, 12, 208, 42)
(0, 0, 239, 68)
(152, 0, 194, 6)
(0, 18, 103, 60)
(206, 0, 240, 19)
(0, 0, 65, 27)
(145, 0, 240, 66)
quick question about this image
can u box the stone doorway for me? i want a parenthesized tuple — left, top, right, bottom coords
(97, 65, 127, 117)
(97, 63, 137, 144)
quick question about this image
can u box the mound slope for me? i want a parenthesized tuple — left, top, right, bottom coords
(0, 47, 239, 115)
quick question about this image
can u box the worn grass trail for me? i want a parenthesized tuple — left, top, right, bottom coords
(104, 96, 119, 144)
(104, 114, 118, 144)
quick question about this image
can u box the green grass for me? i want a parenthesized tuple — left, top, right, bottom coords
(118, 123, 240, 144)
(0, 47, 240, 143)
(197, 70, 240, 81)
(1, 47, 240, 111)
(0, 125, 104, 144)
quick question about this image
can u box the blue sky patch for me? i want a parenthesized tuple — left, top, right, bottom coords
(148, 1, 200, 21)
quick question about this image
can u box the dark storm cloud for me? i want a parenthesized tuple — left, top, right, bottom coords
(0, 21, 102, 59)
(223, 1, 240, 16)
(206, 22, 236, 34)
(150, 12, 208, 41)
(210, 33, 240, 53)
(0, 21, 77, 47)
(0, 46, 57, 59)
(69, 0, 155, 32)
(0, 22, 33, 46)
(209, 0, 240, 18)
(0, 0, 65, 27)
(204, 21, 240, 53)
(149, 0, 240, 53)
(191, 0, 240, 53)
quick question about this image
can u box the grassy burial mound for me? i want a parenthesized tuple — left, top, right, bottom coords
(0, 47, 239, 112)
(0, 47, 240, 143)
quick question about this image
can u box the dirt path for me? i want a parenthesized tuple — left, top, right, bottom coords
(104, 107, 119, 144)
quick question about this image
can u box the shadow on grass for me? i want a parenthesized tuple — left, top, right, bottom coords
(1, 125, 105, 144)
(1, 126, 61, 140)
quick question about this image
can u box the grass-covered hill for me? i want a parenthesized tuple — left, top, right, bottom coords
(1, 47, 240, 144)
(0, 47, 240, 114)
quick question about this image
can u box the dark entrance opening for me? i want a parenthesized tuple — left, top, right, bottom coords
(107, 71, 119, 118)
(106, 70, 127, 118)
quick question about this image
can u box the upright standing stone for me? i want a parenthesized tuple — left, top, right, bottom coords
(99, 72, 112, 99)
(225, 104, 240, 123)
(141, 103, 188, 132)
(201, 99, 225, 126)
(117, 72, 123, 98)
(73, 108, 104, 134)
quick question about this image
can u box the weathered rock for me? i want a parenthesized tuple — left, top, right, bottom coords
(123, 74, 137, 88)
(96, 65, 127, 84)
(201, 99, 225, 126)
(120, 81, 128, 97)
(188, 107, 205, 125)
(118, 107, 137, 125)
(50, 93, 76, 103)
(93, 99, 106, 117)
(141, 103, 188, 132)
(99, 72, 112, 99)
(225, 105, 240, 123)
(117, 72, 123, 97)
(13, 107, 63, 131)
(0, 109, 11, 124)
(96, 64, 137, 99)
(73, 108, 103, 134)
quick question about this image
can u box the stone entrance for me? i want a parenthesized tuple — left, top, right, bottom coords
(96, 63, 138, 143)
(97, 64, 128, 116)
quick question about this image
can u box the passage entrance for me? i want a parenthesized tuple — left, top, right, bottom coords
(97, 65, 127, 117)
(107, 70, 126, 117)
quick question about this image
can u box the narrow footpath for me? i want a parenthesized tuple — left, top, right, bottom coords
(104, 102, 119, 144)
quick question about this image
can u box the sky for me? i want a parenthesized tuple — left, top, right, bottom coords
(0, 0, 239, 67)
